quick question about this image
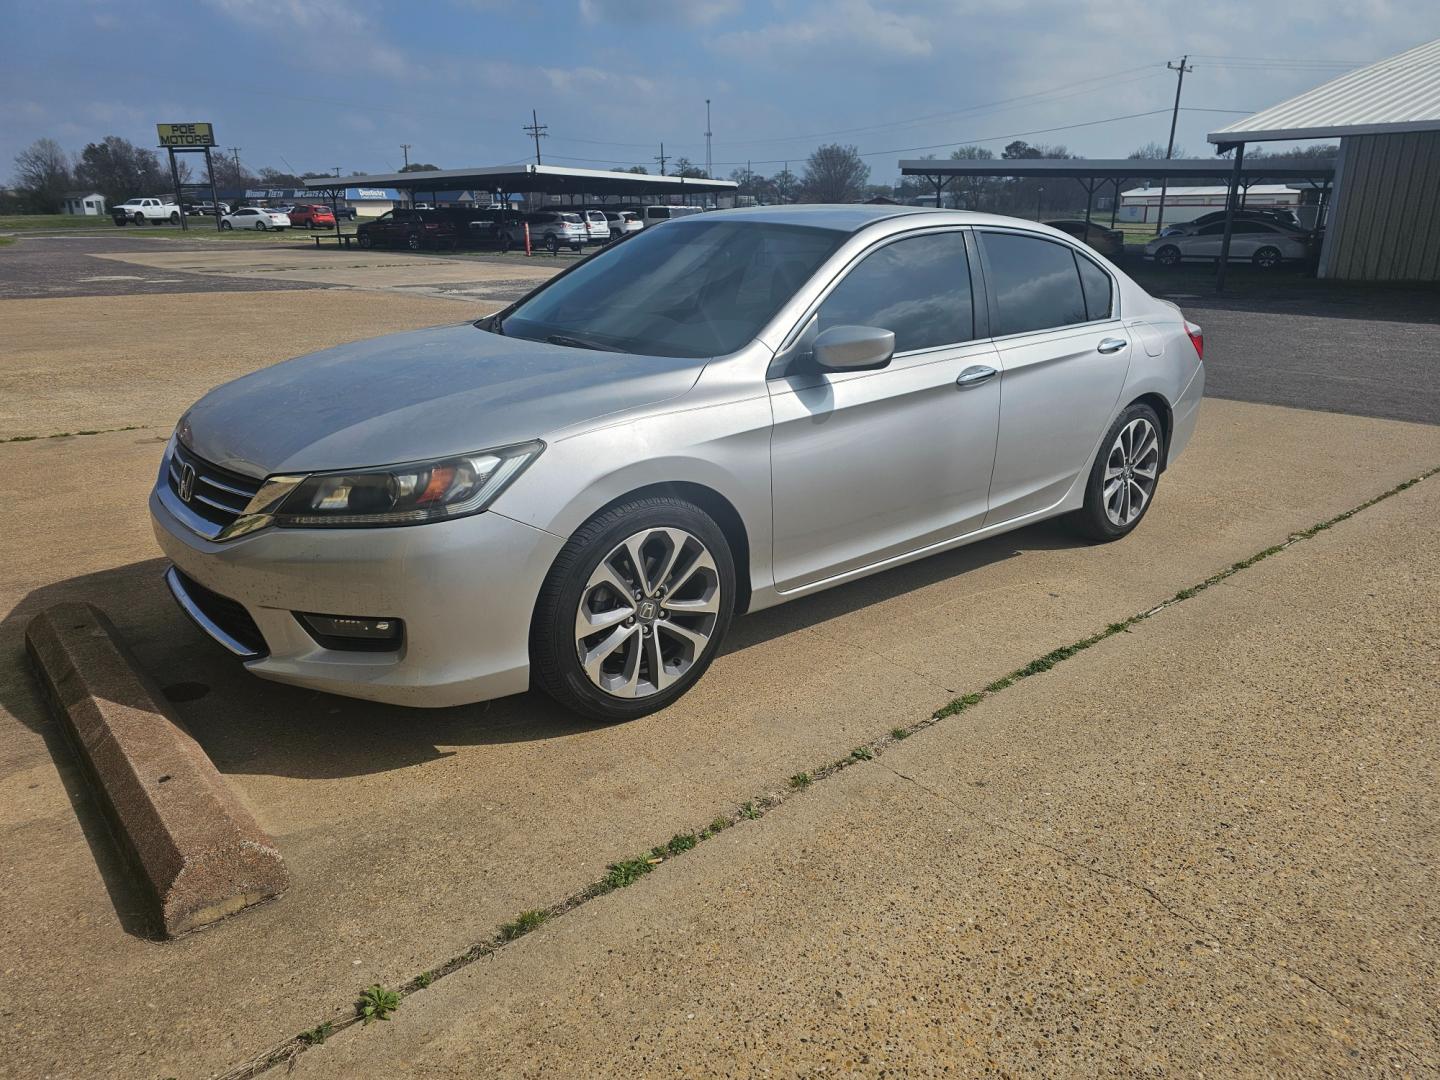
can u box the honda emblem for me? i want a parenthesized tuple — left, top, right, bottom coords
(178, 462, 197, 503)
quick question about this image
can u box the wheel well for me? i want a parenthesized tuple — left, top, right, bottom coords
(1130, 392, 1173, 471)
(592, 482, 753, 614)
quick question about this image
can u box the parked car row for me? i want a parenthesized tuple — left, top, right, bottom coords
(1145, 215, 1317, 268)
(354, 204, 707, 252)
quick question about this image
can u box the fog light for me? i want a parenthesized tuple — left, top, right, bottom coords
(297, 613, 404, 652)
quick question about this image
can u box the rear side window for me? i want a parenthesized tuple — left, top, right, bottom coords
(980, 232, 1087, 335)
(1075, 254, 1113, 321)
(818, 231, 974, 353)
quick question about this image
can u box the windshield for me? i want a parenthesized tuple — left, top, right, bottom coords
(494, 220, 845, 359)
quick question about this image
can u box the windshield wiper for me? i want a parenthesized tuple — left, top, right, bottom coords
(546, 333, 619, 353)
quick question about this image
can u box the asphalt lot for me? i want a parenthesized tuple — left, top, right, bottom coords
(0, 233, 1436, 1078)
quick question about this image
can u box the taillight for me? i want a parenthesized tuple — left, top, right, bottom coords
(1185, 320, 1204, 360)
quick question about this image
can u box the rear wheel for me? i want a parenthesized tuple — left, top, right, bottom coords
(220, 220, 232, 230)
(497, 231, 512, 253)
(1071, 402, 1164, 542)
(407, 233, 422, 251)
(254, 220, 267, 230)
(1253, 245, 1282, 269)
(544, 233, 560, 255)
(169, 211, 180, 223)
(1155, 244, 1181, 267)
(531, 497, 735, 721)
(358, 232, 372, 249)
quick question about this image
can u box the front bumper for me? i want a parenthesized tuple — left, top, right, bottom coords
(150, 486, 565, 708)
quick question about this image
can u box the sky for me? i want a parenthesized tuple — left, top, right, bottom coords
(3, 0, 1439, 186)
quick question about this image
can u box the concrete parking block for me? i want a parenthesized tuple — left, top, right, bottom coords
(25, 602, 288, 937)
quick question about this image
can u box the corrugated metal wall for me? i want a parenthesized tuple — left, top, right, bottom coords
(1320, 131, 1440, 281)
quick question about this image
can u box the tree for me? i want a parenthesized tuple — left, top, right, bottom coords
(1002, 140, 1043, 160)
(671, 157, 707, 178)
(399, 162, 441, 172)
(74, 136, 167, 205)
(11, 138, 72, 212)
(800, 144, 869, 203)
(1129, 141, 1186, 159)
(256, 167, 303, 187)
(770, 166, 800, 203)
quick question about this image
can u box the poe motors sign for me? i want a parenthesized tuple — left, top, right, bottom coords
(156, 122, 216, 148)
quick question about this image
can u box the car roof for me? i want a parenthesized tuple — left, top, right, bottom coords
(674, 205, 1096, 240)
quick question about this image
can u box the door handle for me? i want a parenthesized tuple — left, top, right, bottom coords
(955, 365, 998, 389)
(1097, 337, 1128, 354)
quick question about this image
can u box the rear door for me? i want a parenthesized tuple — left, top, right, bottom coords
(978, 230, 1131, 525)
(769, 228, 1002, 591)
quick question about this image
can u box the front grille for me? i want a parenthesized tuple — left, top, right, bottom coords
(172, 569, 269, 657)
(167, 441, 263, 531)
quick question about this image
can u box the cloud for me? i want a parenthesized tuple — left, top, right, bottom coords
(711, 0, 932, 62)
(579, 0, 741, 24)
(202, 0, 410, 78)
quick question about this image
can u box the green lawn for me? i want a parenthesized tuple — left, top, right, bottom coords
(0, 213, 113, 231)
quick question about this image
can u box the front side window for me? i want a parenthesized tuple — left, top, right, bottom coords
(816, 231, 974, 353)
(980, 232, 1087, 336)
(496, 220, 845, 358)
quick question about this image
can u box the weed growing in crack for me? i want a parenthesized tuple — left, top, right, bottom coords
(357, 985, 400, 1025)
(414, 971, 433, 989)
(604, 856, 654, 889)
(499, 910, 548, 941)
(298, 1021, 332, 1046)
(662, 832, 698, 856)
(708, 816, 731, 834)
(891, 727, 911, 740)
(850, 746, 873, 761)
(741, 802, 759, 820)
(788, 772, 812, 789)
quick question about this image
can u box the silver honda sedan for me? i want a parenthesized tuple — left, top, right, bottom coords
(151, 206, 1204, 720)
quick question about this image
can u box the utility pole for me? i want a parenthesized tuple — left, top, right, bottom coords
(704, 99, 713, 179)
(400, 143, 411, 169)
(654, 142, 669, 176)
(523, 110, 547, 166)
(1154, 55, 1193, 235)
(227, 147, 242, 182)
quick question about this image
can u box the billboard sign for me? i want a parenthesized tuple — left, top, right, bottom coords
(157, 122, 216, 148)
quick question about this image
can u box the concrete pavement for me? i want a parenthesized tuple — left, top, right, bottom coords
(293, 471, 1439, 1078)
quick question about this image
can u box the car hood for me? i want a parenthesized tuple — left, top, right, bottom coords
(179, 323, 707, 477)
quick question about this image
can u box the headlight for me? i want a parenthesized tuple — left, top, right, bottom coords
(272, 440, 543, 528)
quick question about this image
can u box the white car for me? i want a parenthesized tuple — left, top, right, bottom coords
(604, 210, 643, 236)
(1145, 219, 1311, 268)
(637, 205, 704, 228)
(221, 207, 292, 232)
(506, 211, 588, 253)
(580, 210, 611, 244)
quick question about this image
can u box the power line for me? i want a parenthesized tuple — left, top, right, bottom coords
(400, 143, 411, 168)
(654, 142, 669, 175)
(1153, 55, 1194, 235)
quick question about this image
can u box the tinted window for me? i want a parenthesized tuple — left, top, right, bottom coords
(981, 232, 1087, 335)
(499, 221, 845, 359)
(1197, 222, 1228, 235)
(1076, 254, 1113, 321)
(817, 232, 973, 353)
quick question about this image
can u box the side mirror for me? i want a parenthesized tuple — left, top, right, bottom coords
(813, 325, 895, 372)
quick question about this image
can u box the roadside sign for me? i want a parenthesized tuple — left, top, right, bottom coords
(157, 123, 216, 148)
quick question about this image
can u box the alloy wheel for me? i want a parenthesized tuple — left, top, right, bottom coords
(1103, 417, 1160, 527)
(574, 527, 721, 699)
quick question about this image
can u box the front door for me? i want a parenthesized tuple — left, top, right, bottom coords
(769, 229, 1001, 592)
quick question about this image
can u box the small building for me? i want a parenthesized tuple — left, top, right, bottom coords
(1119, 184, 1301, 225)
(60, 191, 106, 216)
(1210, 37, 1440, 281)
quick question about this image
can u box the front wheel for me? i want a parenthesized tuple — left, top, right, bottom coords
(358, 232, 372, 248)
(255, 220, 267, 230)
(544, 233, 560, 255)
(1070, 403, 1164, 542)
(220, 220, 232, 230)
(531, 497, 735, 721)
(1154, 244, 1181, 267)
(497, 231, 512, 253)
(169, 211, 180, 223)
(407, 233, 421, 251)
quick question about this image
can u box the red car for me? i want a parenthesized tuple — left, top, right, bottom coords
(288, 204, 337, 228)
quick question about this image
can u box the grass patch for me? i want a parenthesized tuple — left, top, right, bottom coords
(707, 816, 731, 834)
(890, 727, 910, 740)
(0, 213, 110, 231)
(356, 985, 400, 1025)
(499, 909, 548, 941)
(603, 856, 655, 890)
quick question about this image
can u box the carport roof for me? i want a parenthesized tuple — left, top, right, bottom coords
(898, 158, 1335, 180)
(1209, 37, 1440, 144)
(303, 163, 737, 198)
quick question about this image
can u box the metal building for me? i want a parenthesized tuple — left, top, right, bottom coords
(1209, 37, 1440, 282)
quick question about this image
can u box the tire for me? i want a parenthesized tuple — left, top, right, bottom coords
(255, 220, 266, 231)
(113, 217, 126, 227)
(1155, 244, 1181, 267)
(407, 233, 421, 251)
(133, 213, 147, 225)
(359, 232, 372, 249)
(1070, 402, 1164, 543)
(531, 496, 736, 721)
(1253, 245, 1281, 270)
(169, 211, 180, 223)
(497, 231, 512, 253)
(220, 220, 232, 230)
(544, 233, 560, 255)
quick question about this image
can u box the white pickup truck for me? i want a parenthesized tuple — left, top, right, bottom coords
(112, 197, 181, 225)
